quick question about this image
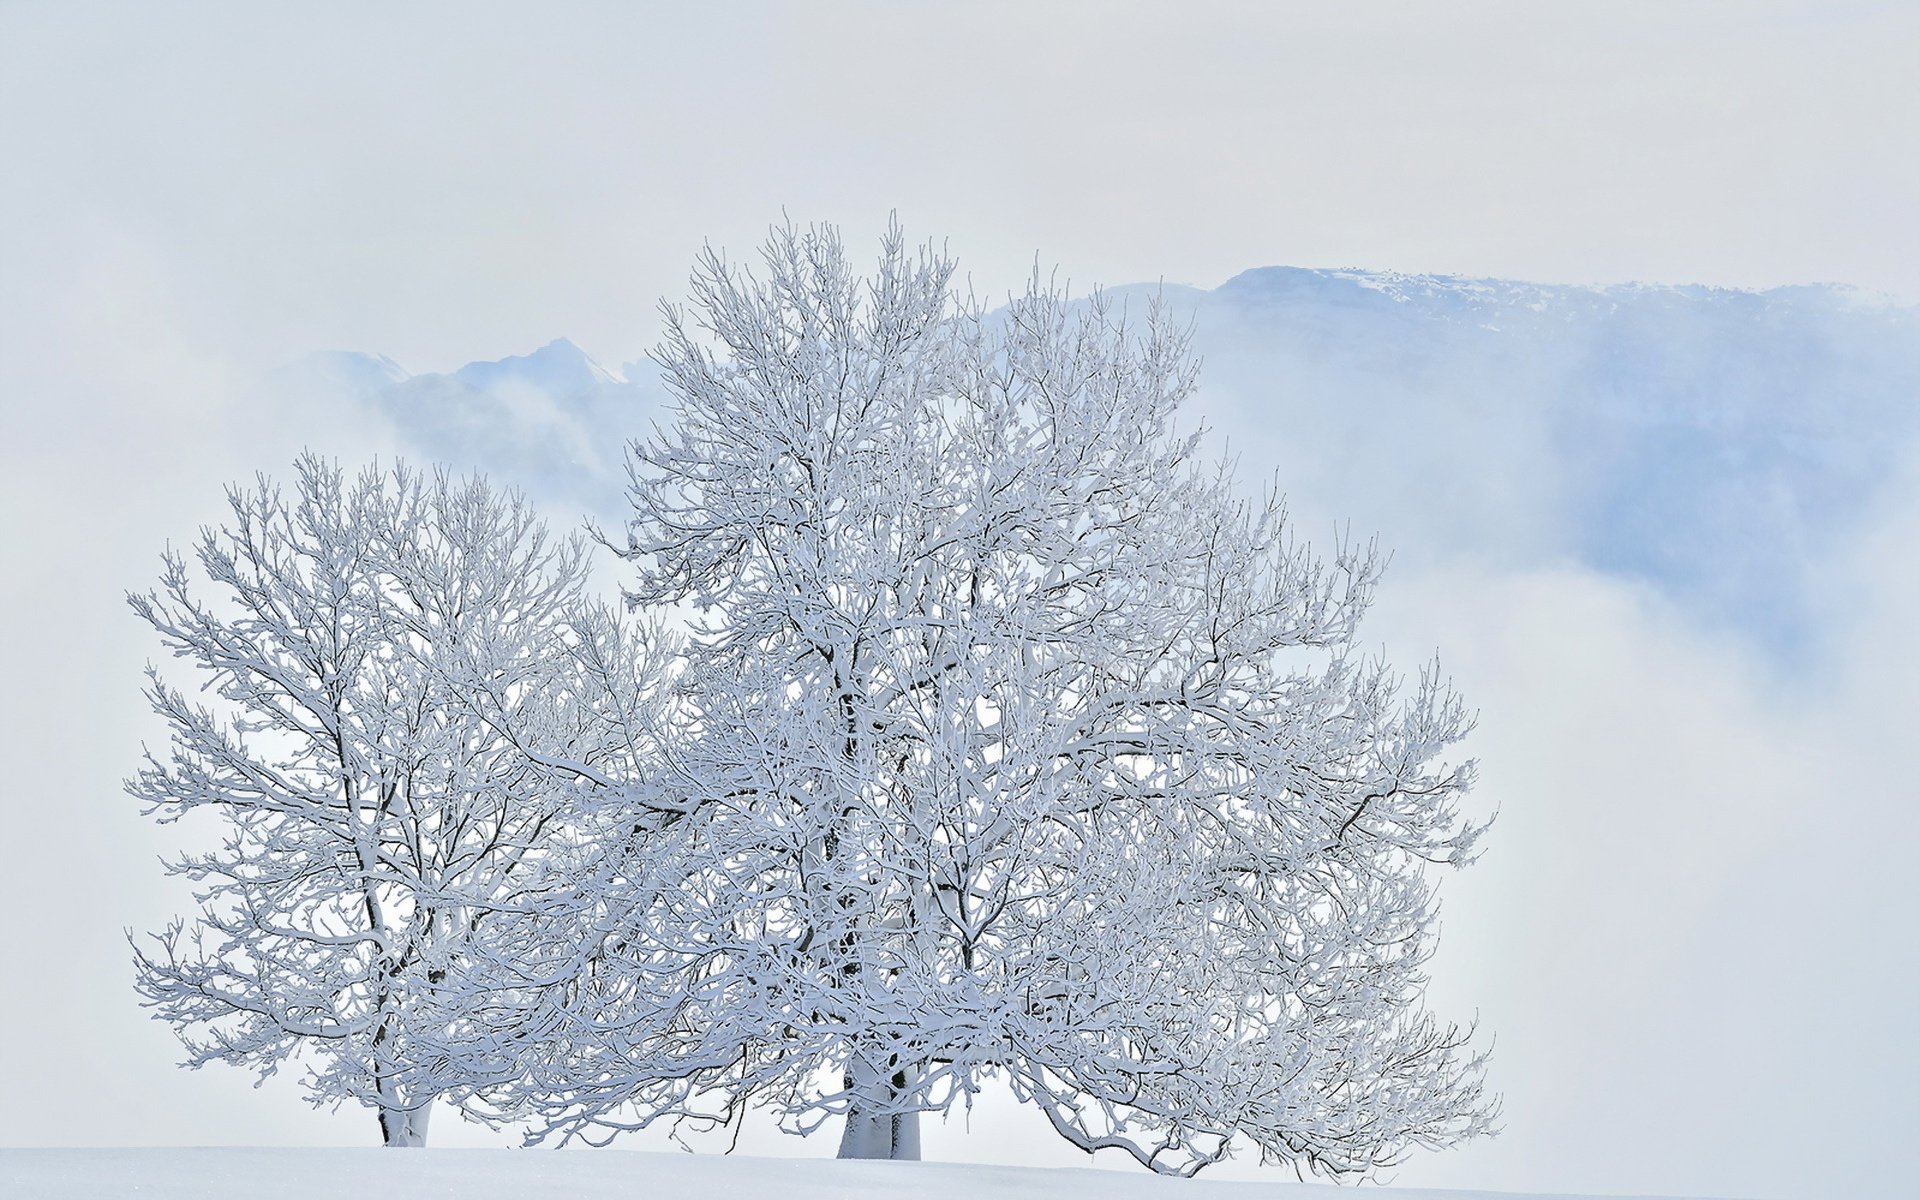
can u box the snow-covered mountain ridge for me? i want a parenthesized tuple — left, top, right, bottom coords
(272, 266, 1920, 660)
(1213, 264, 1912, 322)
(0, 1148, 1737, 1200)
(273, 337, 641, 514)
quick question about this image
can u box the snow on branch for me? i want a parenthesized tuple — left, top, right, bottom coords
(437, 220, 1495, 1176)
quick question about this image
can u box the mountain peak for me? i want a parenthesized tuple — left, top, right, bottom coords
(452, 338, 625, 392)
(269, 349, 411, 397)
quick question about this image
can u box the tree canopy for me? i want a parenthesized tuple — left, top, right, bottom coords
(432, 222, 1495, 1176)
(129, 458, 655, 1146)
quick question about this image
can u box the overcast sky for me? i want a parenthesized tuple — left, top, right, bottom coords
(2, 5, 1916, 1200)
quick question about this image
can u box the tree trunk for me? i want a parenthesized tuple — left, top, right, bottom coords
(378, 1102, 431, 1147)
(836, 1061, 920, 1160)
(837, 1106, 920, 1160)
(892, 1103, 920, 1160)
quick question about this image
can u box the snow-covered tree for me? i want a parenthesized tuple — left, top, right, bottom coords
(128, 457, 654, 1146)
(454, 221, 1496, 1176)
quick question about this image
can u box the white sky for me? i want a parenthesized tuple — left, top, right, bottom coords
(2, 5, 1916, 1200)
(4, 2, 1916, 373)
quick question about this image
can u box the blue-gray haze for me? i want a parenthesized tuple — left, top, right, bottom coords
(286, 270, 1920, 665)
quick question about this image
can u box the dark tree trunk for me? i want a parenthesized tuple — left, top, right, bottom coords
(836, 1065, 920, 1160)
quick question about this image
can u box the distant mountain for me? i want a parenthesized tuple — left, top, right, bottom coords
(1174, 269, 1919, 656)
(279, 348, 411, 395)
(270, 270, 1920, 658)
(450, 337, 627, 394)
(273, 338, 656, 517)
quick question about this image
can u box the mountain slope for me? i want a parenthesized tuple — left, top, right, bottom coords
(270, 269, 1920, 658)
(1180, 269, 1919, 657)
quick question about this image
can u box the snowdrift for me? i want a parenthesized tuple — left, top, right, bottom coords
(0, 1148, 1728, 1200)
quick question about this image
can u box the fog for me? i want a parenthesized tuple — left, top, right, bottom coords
(2, 6, 1915, 1199)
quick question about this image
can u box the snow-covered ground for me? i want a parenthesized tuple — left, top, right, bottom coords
(0, 1149, 1726, 1200)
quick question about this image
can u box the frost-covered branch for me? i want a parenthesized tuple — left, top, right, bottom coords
(129, 457, 662, 1147)
(449, 220, 1495, 1175)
